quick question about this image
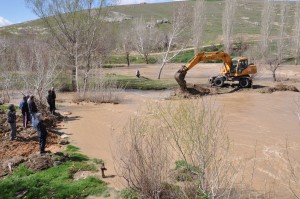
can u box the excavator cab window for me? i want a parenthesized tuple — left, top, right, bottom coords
(231, 60, 238, 73)
(237, 60, 248, 73)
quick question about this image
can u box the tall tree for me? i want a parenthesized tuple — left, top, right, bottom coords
(157, 2, 189, 79)
(260, 0, 274, 60)
(132, 17, 159, 64)
(193, 0, 205, 55)
(25, 0, 109, 92)
(120, 24, 134, 67)
(265, 1, 289, 81)
(293, 1, 300, 65)
(222, 0, 237, 53)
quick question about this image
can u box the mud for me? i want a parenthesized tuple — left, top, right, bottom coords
(0, 110, 65, 177)
(170, 82, 299, 100)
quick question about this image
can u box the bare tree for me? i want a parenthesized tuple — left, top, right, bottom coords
(25, 0, 109, 92)
(265, 1, 289, 81)
(116, 99, 242, 198)
(222, 0, 237, 53)
(293, 1, 300, 65)
(193, 0, 206, 55)
(132, 17, 159, 64)
(115, 110, 173, 199)
(120, 24, 134, 67)
(260, 0, 274, 60)
(155, 100, 239, 198)
(17, 40, 60, 102)
(157, 3, 189, 79)
(0, 38, 18, 103)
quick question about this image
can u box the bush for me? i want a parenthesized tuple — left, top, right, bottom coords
(120, 188, 139, 199)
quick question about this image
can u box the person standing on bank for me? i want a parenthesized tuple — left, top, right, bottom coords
(50, 87, 56, 113)
(19, 96, 29, 128)
(36, 113, 48, 154)
(7, 104, 17, 140)
(47, 90, 55, 114)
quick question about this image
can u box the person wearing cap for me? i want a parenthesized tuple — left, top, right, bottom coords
(36, 113, 48, 154)
(7, 104, 17, 140)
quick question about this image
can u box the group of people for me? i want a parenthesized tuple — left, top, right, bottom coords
(6, 87, 56, 155)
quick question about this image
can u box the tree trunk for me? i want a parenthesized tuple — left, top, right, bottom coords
(72, 68, 77, 91)
(83, 72, 88, 98)
(157, 62, 166, 79)
(144, 54, 149, 64)
(126, 52, 130, 67)
(272, 71, 276, 81)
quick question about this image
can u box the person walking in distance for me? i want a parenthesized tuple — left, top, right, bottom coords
(36, 113, 48, 154)
(7, 104, 17, 140)
(47, 90, 55, 114)
(19, 96, 29, 128)
(50, 87, 56, 113)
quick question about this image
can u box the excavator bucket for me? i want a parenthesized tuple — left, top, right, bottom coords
(174, 69, 187, 91)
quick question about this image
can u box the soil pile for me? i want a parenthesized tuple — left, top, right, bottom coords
(260, 84, 299, 93)
(0, 109, 66, 178)
(170, 83, 299, 99)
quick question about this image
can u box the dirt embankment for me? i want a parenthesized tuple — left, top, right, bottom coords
(0, 110, 68, 177)
(170, 83, 299, 99)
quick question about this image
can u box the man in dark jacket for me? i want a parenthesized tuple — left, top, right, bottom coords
(47, 90, 55, 114)
(28, 95, 38, 114)
(50, 87, 56, 112)
(28, 95, 38, 126)
(7, 104, 17, 140)
(19, 96, 29, 128)
(36, 113, 48, 154)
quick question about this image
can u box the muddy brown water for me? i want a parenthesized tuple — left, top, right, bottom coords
(13, 63, 296, 197)
(58, 90, 300, 196)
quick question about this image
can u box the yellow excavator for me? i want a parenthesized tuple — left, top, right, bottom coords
(174, 51, 257, 91)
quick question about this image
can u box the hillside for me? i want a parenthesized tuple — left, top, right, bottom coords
(0, 0, 298, 47)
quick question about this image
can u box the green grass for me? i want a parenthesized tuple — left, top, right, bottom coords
(0, 145, 108, 199)
(105, 54, 158, 65)
(1, 0, 298, 47)
(0, 163, 106, 199)
(65, 145, 90, 162)
(0, 105, 19, 111)
(105, 74, 176, 90)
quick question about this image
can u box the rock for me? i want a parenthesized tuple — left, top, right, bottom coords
(15, 190, 28, 198)
(62, 111, 72, 116)
(53, 161, 62, 166)
(58, 138, 69, 145)
(2, 156, 27, 169)
(61, 134, 69, 139)
(24, 154, 54, 171)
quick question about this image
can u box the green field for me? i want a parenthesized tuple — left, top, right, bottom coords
(1, 0, 297, 46)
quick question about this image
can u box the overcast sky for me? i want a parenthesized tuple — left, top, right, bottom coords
(0, 0, 176, 27)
